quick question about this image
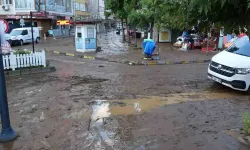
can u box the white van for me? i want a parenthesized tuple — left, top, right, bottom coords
(7, 27, 40, 46)
(208, 36, 250, 92)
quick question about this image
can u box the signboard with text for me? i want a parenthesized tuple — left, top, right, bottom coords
(1, 42, 11, 54)
(0, 20, 11, 54)
(31, 11, 46, 17)
(56, 20, 70, 25)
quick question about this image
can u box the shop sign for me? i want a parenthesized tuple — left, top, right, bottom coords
(47, 15, 54, 19)
(7, 15, 21, 19)
(31, 11, 46, 17)
(159, 29, 172, 43)
(56, 20, 70, 25)
(76, 11, 90, 16)
(1, 42, 11, 54)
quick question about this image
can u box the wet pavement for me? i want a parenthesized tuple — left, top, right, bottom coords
(1, 34, 250, 150)
(13, 32, 215, 63)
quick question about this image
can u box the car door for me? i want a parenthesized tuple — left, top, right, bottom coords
(21, 30, 30, 43)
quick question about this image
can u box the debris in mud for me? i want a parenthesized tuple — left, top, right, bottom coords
(70, 76, 108, 85)
(225, 129, 250, 146)
(194, 141, 204, 147)
(40, 112, 45, 121)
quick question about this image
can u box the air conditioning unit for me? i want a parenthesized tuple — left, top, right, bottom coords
(2, 5, 10, 11)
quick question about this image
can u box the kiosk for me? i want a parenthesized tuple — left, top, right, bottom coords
(71, 21, 100, 52)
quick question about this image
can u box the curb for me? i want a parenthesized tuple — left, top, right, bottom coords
(35, 49, 211, 66)
(50, 50, 211, 66)
(49, 50, 96, 60)
(5, 66, 56, 77)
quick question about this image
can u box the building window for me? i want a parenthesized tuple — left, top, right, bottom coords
(1, 0, 12, 5)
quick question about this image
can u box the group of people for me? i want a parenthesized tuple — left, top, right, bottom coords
(180, 24, 249, 51)
(181, 28, 198, 50)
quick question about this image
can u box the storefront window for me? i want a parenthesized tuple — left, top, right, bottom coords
(15, 0, 34, 9)
(1, 0, 13, 4)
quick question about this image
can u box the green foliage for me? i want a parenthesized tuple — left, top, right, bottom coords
(107, 0, 250, 32)
(14, 50, 32, 55)
(243, 112, 250, 135)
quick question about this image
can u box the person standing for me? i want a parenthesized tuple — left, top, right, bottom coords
(238, 28, 247, 38)
(218, 26, 224, 49)
(232, 30, 236, 38)
(182, 28, 188, 38)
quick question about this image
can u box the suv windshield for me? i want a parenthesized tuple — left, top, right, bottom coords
(10, 30, 23, 36)
(226, 36, 250, 57)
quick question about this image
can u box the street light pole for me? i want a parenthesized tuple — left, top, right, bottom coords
(30, 12, 35, 53)
(0, 20, 18, 142)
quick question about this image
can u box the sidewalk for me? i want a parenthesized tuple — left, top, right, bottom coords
(106, 46, 215, 64)
(13, 32, 216, 65)
(94, 33, 216, 64)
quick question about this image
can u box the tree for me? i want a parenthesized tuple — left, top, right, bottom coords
(107, 0, 250, 39)
(106, 0, 134, 41)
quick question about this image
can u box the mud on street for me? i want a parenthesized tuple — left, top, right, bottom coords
(1, 35, 250, 150)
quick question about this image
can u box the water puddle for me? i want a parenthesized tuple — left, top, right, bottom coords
(69, 91, 245, 149)
(108, 91, 243, 115)
(82, 100, 118, 149)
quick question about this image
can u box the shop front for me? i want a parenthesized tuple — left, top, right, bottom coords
(0, 14, 52, 35)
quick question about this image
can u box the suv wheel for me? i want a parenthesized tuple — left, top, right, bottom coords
(247, 86, 250, 95)
(36, 37, 40, 43)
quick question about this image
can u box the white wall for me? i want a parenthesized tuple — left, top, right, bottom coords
(0, 0, 36, 15)
(98, 0, 105, 19)
(0, 4, 16, 15)
(88, 0, 105, 19)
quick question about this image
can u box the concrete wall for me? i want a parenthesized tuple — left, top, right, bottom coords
(0, 3, 16, 15)
(98, 0, 105, 19)
(88, 0, 105, 19)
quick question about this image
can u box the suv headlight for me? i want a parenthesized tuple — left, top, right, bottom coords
(235, 68, 250, 75)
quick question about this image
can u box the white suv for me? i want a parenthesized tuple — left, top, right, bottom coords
(208, 36, 250, 92)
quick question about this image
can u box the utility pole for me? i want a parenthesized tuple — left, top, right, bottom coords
(0, 20, 18, 142)
(30, 12, 35, 53)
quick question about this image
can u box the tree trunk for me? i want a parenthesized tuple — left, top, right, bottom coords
(126, 19, 130, 43)
(150, 22, 154, 39)
(135, 29, 137, 47)
(121, 20, 125, 42)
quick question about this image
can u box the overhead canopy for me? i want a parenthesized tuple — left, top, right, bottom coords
(70, 19, 102, 25)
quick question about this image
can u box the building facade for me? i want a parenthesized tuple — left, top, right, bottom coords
(87, 0, 105, 19)
(86, 0, 106, 32)
(0, 0, 74, 36)
(74, 0, 90, 21)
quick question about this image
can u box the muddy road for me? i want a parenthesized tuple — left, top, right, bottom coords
(1, 55, 250, 149)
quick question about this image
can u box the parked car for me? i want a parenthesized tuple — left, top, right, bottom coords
(7, 27, 40, 46)
(208, 36, 250, 92)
